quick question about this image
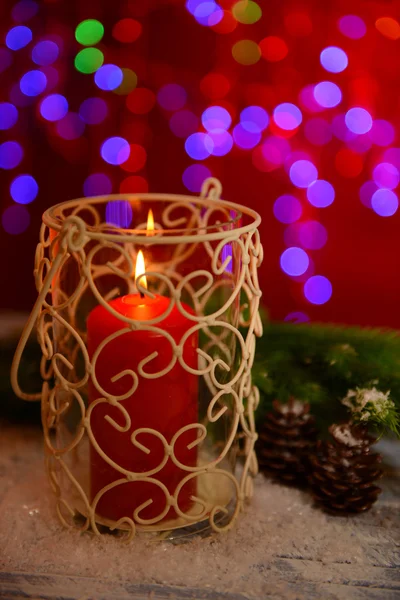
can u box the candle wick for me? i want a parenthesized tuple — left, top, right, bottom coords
(140, 290, 144, 299)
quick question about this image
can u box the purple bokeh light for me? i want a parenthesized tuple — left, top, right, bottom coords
(313, 81, 342, 108)
(79, 97, 108, 125)
(345, 107, 373, 134)
(12, 1, 38, 23)
(6, 25, 32, 50)
(83, 173, 112, 196)
(280, 247, 310, 276)
(372, 162, 399, 190)
(289, 160, 318, 188)
(299, 221, 328, 249)
(2, 204, 30, 234)
(157, 83, 187, 111)
(368, 120, 395, 147)
(40, 94, 68, 122)
(106, 200, 133, 228)
(169, 110, 199, 138)
(307, 179, 335, 207)
(56, 112, 85, 140)
(202, 105, 231, 131)
(273, 102, 302, 130)
(371, 189, 398, 217)
(320, 46, 348, 73)
(338, 15, 366, 39)
(233, 124, 261, 149)
(185, 132, 214, 159)
(240, 106, 269, 133)
(0, 141, 23, 169)
(273, 195, 302, 224)
(101, 136, 130, 165)
(304, 275, 332, 304)
(182, 164, 212, 192)
(10, 174, 38, 204)
(20, 70, 47, 96)
(32, 41, 59, 66)
(0, 103, 18, 130)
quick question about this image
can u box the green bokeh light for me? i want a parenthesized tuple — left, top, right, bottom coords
(74, 48, 104, 74)
(232, 1, 262, 25)
(75, 19, 104, 46)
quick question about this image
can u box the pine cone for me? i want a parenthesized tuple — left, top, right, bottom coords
(256, 398, 318, 484)
(309, 423, 383, 514)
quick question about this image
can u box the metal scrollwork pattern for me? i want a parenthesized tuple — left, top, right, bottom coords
(11, 178, 263, 541)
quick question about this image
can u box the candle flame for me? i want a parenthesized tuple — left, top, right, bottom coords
(147, 209, 154, 236)
(135, 250, 147, 290)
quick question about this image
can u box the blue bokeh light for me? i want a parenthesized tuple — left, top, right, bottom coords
(273, 103, 302, 130)
(32, 41, 59, 66)
(307, 179, 335, 207)
(304, 275, 332, 304)
(208, 130, 233, 156)
(280, 247, 310, 276)
(0, 141, 23, 169)
(345, 107, 373, 134)
(313, 81, 342, 108)
(106, 200, 133, 228)
(40, 94, 68, 122)
(157, 83, 187, 111)
(371, 189, 398, 217)
(20, 70, 47, 96)
(372, 162, 399, 190)
(185, 132, 214, 159)
(94, 64, 123, 91)
(233, 124, 261, 149)
(289, 160, 318, 188)
(338, 15, 366, 39)
(202, 106, 231, 132)
(83, 173, 112, 196)
(101, 137, 130, 165)
(320, 46, 348, 73)
(169, 110, 199, 138)
(10, 174, 38, 204)
(273, 195, 302, 224)
(12, 1, 38, 23)
(2, 204, 30, 235)
(284, 311, 310, 323)
(299, 221, 327, 250)
(194, 2, 223, 27)
(182, 164, 212, 192)
(0, 103, 18, 130)
(6, 25, 32, 50)
(79, 97, 108, 125)
(240, 106, 269, 133)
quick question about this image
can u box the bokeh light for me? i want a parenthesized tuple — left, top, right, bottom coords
(299, 84, 324, 114)
(284, 311, 310, 323)
(261, 136, 290, 166)
(372, 163, 399, 190)
(338, 15, 366, 39)
(20, 70, 47, 96)
(371, 189, 398, 217)
(157, 83, 187, 111)
(112, 18, 142, 43)
(202, 105, 231, 131)
(289, 160, 318, 188)
(119, 144, 147, 173)
(75, 20, 104, 46)
(320, 46, 348, 73)
(0, 103, 18, 130)
(2, 205, 30, 235)
(359, 181, 377, 209)
(183, 164, 212, 192)
(232, 40, 260, 65)
(12, 1, 38, 23)
(273, 103, 302, 130)
(10, 174, 38, 204)
(210, 10, 237, 34)
(240, 106, 269, 133)
(347, 134, 372, 154)
(232, 1, 262, 24)
(32, 41, 59, 66)
(345, 107, 373, 134)
(0, 141, 23, 169)
(368, 120, 395, 147)
(119, 176, 148, 194)
(280, 247, 309, 276)
(56, 112, 85, 140)
(200, 72, 230, 99)
(208, 130, 233, 156)
(6, 25, 32, 50)
(105, 200, 133, 228)
(332, 113, 357, 142)
(113, 68, 137, 96)
(74, 48, 104, 74)
(304, 275, 332, 304)
(40, 94, 68, 122)
(83, 173, 112, 197)
(126, 88, 156, 114)
(384, 148, 400, 170)
(304, 117, 332, 146)
(299, 221, 328, 249)
(313, 81, 342, 108)
(95, 64, 123, 91)
(193, 2, 223, 27)
(101, 137, 130, 165)
(259, 36, 288, 62)
(169, 110, 199, 138)
(185, 132, 214, 159)
(233, 123, 261, 149)
(307, 179, 335, 207)
(79, 97, 108, 125)
(273, 195, 302, 224)
(375, 17, 400, 41)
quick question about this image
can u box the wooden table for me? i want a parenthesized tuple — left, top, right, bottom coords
(0, 422, 399, 600)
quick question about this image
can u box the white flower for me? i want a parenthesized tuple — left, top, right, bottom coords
(342, 387, 394, 422)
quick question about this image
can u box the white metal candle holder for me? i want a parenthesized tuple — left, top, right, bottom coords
(11, 178, 263, 542)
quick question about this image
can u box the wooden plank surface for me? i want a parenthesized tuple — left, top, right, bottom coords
(0, 424, 399, 600)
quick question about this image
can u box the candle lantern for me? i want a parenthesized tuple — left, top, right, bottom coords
(12, 178, 263, 541)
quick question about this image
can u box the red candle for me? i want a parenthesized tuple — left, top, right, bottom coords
(87, 251, 199, 524)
